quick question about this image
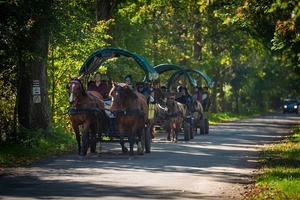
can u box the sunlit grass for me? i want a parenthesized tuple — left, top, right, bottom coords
(245, 129, 300, 199)
(210, 112, 258, 124)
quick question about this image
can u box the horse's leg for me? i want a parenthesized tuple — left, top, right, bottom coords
(172, 129, 176, 142)
(175, 128, 179, 143)
(119, 131, 128, 153)
(165, 123, 171, 141)
(128, 132, 135, 157)
(136, 128, 144, 155)
(150, 117, 157, 139)
(175, 121, 181, 143)
(89, 122, 97, 153)
(72, 124, 81, 155)
(96, 118, 102, 155)
(171, 122, 176, 142)
(81, 123, 90, 156)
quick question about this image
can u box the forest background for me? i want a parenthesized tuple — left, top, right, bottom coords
(0, 0, 299, 142)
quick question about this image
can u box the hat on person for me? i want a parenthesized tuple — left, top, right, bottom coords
(177, 85, 182, 91)
(125, 75, 132, 82)
(136, 82, 144, 88)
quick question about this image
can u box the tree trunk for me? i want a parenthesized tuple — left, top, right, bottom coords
(17, 1, 51, 131)
(18, 41, 51, 131)
(192, 20, 204, 87)
(95, 0, 122, 21)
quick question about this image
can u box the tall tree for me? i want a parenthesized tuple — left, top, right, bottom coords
(95, 0, 123, 21)
(15, 0, 52, 131)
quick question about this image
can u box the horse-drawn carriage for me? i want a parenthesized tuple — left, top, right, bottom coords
(152, 64, 214, 140)
(67, 47, 159, 158)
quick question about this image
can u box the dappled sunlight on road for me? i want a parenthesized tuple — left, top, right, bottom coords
(0, 113, 298, 200)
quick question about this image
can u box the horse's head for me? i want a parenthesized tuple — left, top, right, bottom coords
(153, 88, 166, 102)
(186, 98, 195, 112)
(109, 82, 137, 111)
(166, 96, 176, 114)
(67, 75, 85, 105)
(186, 99, 202, 117)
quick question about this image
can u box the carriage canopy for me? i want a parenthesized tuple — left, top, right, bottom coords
(79, 47, 159, 82)
(154, 64, 214, 89)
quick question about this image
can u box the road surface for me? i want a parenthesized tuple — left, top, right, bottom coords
(0, 113, 299, 199)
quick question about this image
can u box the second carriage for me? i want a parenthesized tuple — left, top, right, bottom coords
(152, 64, 214, 140)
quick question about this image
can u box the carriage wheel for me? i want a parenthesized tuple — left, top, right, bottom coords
(204, 118, 209, 134)
(145, 127, 151, 153)
(199, 119, 205, 134)
(190, 117, 195, 139)
(184, 125, 190, 141)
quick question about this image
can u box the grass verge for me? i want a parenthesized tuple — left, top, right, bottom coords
(0, 129, 76, 169)
(244, 126, 300, 199)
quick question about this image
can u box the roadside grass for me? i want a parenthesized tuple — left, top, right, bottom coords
(210, 112, 252, 123)
(245, 126, 300, 199)
(0, 127, 76, 169)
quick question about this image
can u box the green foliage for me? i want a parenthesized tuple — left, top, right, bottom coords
(1, 0, 299, 155)
(0, 127, 76, 168)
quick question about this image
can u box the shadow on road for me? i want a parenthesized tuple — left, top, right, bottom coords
(0, 113, 298, 199)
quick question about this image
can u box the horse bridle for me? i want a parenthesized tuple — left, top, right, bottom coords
(110, 85, 124, 105)
(111, 85, 144, 117)
(68, 79, 84, 105)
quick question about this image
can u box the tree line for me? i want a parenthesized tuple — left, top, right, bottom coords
(0, 0, 299, 141)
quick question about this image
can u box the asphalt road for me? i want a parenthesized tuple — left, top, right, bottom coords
(0, 113, 299, 200)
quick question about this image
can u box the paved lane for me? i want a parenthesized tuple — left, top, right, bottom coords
(0, 113, 299, 199)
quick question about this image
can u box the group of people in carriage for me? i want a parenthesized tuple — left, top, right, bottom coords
(67, 47, 213, 157)
(86, 71, 210, 115)
(175, 85, 210, 112)
(150, 83, 211, 141)
(67, 72, 153, 157)
(67, 69, 211, 157)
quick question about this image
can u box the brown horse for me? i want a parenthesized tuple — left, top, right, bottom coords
(149, 88, 167, 138)
(165, 96, 186, 142)
(186, 99, 203, 135)
(109, 82, 148, 158)
(67, 75, 105, 156)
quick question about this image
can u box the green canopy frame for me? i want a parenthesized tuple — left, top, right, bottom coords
(79, 47, 159, 82)
(154, 64, 214, 90)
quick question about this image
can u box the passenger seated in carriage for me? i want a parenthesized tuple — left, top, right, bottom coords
(88, 72, 110, 140)
(136, 82, 151, 100)
(160, 86, 167, 92)
(175, 85, 192, 105)
(202, 86, 211, 112)
(125, 75, 135, 91)
(88, 72, 108, 98)
(192, 86, 203, 104)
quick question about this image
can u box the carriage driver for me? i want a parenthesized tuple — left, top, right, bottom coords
(88, 72, 108, 98)
(202, 86, 210, 112)
(88, 72, 110, 148)
(175, 86, 192, 105)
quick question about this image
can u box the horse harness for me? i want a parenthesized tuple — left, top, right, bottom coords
(165, 110, 183, 118)
(67, 79, 105, 116)
(113, 98, 145, 118)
